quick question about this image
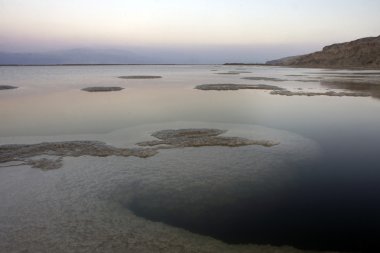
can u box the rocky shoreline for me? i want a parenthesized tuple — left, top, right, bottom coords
(266, 35, 380, 69)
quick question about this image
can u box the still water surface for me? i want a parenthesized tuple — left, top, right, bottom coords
(1, 65, 380, 252)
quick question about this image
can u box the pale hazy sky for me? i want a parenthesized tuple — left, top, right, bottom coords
(0, 0, 379, 62)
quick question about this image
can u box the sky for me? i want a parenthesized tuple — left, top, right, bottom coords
(0, 0, 380, 63)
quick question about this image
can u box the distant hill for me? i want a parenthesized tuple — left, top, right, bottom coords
(266, 35, 380, 69)
(0, 48, 152, 65)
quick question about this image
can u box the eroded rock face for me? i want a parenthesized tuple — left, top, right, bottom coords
(195, 83, 284, 91)
(81, 87, 124, 92)
(267, 35, 380, 69)
(0, 85, 18, 90)
(0, 129, 278, 170)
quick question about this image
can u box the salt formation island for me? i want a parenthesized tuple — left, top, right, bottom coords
(81, 87, 124, 92)
(0, 128, 276, 170)
(137, 128, 278, 148)
(195, 83, 284, 91)
(0, 85, 18, 90)
(270, 90, 370, 97)
(195, 83, 373, 97)
(118, 75, 162, 79)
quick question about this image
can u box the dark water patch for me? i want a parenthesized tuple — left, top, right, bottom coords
(81, 86, 124, 92)
(118, 75, 162, 79)
(0, 85, 18, 90)
(127, 155, 380, 253)
(123, 125, 380, 253)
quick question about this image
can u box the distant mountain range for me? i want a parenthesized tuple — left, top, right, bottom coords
(0, 48, 154, 65)
(267, 35, 380, 69)
(0, 47, 269, 65)
(3, 36, 380, 67)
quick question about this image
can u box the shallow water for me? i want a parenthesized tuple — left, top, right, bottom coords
(1, 65, 380, 252)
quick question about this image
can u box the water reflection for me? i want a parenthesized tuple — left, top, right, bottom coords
(321, 80, 380, 99)
(2, 65, 380, 252)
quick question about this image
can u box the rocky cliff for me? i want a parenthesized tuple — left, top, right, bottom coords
(267, 35, 380, 68)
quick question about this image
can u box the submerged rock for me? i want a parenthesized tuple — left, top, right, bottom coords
(195, 83, 284, 91)
(118, 75, 162, 79)
(81, 87, 124, 92)
(0, 85, 18, 90)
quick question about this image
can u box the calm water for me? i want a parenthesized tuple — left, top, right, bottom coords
(1, 65, 380, 252)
